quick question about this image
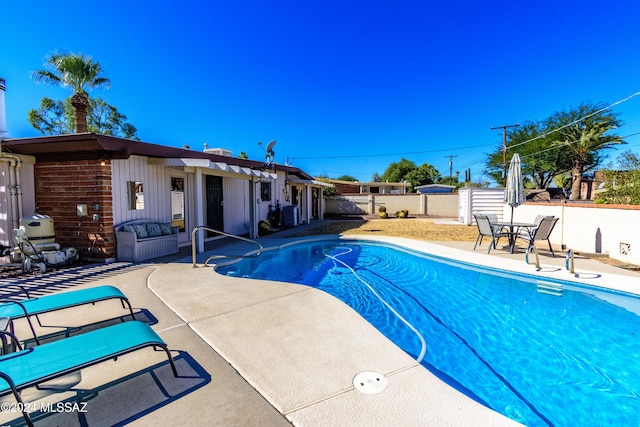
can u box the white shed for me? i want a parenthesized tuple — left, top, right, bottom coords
(458, 188, 505, 225)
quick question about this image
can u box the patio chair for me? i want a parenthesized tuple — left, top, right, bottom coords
(520, 216, 559, 257)
(0, 285, 135, 345)
(0, 320, 178, 427)
(473, 214, 508, 254)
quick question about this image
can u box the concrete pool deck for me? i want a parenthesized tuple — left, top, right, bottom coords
(1, 220, 638, 426)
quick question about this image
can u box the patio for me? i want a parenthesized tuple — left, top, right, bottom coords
(0, 220, 637, 426)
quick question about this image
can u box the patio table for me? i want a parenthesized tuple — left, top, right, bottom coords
(492, 222, 537, 254)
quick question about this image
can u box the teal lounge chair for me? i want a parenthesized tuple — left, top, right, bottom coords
(0, 285, 135, 345)
(0, 321, 178, 427)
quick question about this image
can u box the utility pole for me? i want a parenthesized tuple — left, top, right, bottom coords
(445, 155, 458, 185)
(491, 123, 519, 187)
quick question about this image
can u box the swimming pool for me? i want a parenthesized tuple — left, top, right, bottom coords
(216, 239, 640, 426)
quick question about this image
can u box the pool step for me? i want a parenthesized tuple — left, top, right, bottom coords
(536, 280, 563, 297)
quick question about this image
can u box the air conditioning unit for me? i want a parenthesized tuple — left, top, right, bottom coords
(204, 147, 233, 157)
(282, 205, 299, 227)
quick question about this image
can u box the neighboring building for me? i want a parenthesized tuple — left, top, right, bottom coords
(580, 171, 606, 200)
(327, 179, 410, 195)
(1, 133, 324, 262)
(415, 184, 456, 194)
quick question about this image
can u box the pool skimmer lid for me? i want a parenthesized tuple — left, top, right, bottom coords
(353, 371, 387, 394)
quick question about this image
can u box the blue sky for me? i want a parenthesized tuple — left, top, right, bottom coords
(3, 1, 640, 184)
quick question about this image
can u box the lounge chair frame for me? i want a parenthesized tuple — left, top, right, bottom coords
(0, 321, 178, 427)
(0, 285, 135, 345)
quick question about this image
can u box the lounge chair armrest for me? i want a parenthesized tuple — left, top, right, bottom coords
(0, 300, 29, 317)
(0, 329, 23, 351)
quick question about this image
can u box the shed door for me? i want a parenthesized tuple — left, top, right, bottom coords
(206, 175, 224, 231)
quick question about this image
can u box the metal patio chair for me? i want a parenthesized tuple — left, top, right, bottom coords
(520, 216, 559, 257)
(473, 214, 508, 254)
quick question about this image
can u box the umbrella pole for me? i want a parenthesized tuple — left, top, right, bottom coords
(510, 205, 515, 253)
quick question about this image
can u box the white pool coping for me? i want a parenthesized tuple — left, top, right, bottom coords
(149, 235, 640, 426)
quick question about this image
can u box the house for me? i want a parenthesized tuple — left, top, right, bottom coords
(327, 179, 410, 195)
(0, 133, 324, 262)
(415, 184, 456, 194)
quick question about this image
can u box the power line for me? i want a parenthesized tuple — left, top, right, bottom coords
(295, 91, 640, 183)
(289, 143, 492, 160)
(293, 92, 640, 166)
(508, 91, 640, 151)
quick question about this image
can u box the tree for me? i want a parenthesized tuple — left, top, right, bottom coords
(28, 97, 139, 139)
(32, 52, 110, 133)
(405, 163, 441, 190)
(548, 103, 624, 200)
(238, 151, 249, 159)
(381, 158, 417, 182)
(27, 97, 72, 135)
(314, 177, 338, 197)
(89, 98, 138, 138)
(485, 104, 624, 195)
(595, 150, 640, 205)
(485, 121, 571, 189)
(336, 175, 358, 182)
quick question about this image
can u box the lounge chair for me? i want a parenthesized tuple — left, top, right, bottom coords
(473, 214, 508, 253)
(519, 216, 559, 257)
(0, 320, 178, 427)
(0, 285, 135, 345)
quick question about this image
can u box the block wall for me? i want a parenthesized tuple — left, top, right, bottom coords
(34, 160, 115, 260)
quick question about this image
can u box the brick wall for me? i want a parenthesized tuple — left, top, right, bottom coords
(333, 182, 360, 194)
(34, 160, 115, 260)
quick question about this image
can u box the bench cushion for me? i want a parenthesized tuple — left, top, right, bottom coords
(133, 224, 149, 239)
(147, 223, 163, 237)
(160, 223, 173, 235)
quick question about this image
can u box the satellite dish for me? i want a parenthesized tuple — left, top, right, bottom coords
(258, 140, 276, 168)
(266, 140, 276, 154)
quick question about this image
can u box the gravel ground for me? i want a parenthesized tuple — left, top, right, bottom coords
(290, 216, 640, 271)
(290, 217, 479, 241)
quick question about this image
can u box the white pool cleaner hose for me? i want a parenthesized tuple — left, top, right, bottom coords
(326, 247, 427, 363)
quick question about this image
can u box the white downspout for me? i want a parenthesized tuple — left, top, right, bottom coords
(13, 155, 22, 221)
(0, 153, 21, 229)
(249, 176, 257, 238)
(195, 168, 204, 253)
(0, 78, 22, 229)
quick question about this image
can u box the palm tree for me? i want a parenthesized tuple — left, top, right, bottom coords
(549, 103, 624, 200)
(32, 53, 110, 133)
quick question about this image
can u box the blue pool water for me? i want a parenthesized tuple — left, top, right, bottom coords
(216, 240, 640, 426)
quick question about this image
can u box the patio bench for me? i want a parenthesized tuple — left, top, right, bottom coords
(114, 220, 179, 262)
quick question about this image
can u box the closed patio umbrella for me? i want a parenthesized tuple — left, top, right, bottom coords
(505, 153, 525, 226)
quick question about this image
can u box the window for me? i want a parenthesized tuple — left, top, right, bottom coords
(261, 182, 272, 202)
(171, 177, 185, 232)
(128, 181, 144, 210)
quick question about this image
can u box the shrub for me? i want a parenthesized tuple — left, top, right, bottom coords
(258, 219, 271, 236)
(396, 210, 407, 218)
(378, 206, 387, 213)
(378, 211, 389, 218)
